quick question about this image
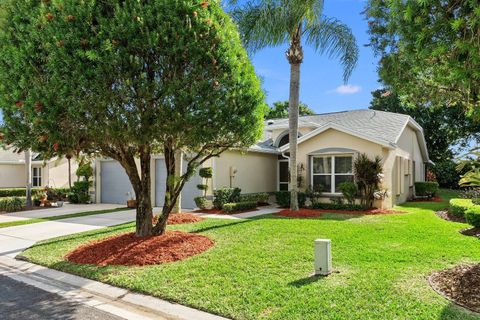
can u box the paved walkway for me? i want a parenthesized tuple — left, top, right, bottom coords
(0, 203, 124, 223)
(0, 209, 135, 258)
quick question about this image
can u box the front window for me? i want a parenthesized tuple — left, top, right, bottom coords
(32, 167, 42, 187)
(312, 155, 353, 193)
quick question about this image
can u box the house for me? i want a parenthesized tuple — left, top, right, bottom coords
(0, 148, 77, 189)
(94, 109, 430, 209)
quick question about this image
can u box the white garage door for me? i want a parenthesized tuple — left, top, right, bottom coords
(100, 161, 134, 205)
(155, 159, 201, 209)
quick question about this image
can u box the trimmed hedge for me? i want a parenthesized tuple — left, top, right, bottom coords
(449, 198, 475, 217)
(194, 196, 209, 210)
(274, 191, 306, 208)
(213, 187, 241, 209)
(223, 201, 257, 214)
(465, 207, 480, 228)
(0, 188, 43, 197)
(0, 197, 25, 212)
(240, 193, 269, 205)
(414, 182, 439, 198)
(310, 202, 368, 211)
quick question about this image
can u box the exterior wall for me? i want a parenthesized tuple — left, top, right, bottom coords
(213, 150, 277, 193)
(43, 158, 79, 188)
(0, 164, 25, 188)
(295, 128, 391, 208)
(392, 125, 425, 204)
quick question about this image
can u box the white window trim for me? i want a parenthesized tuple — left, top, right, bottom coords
(32, 167, 42, 187)
(311, 154, 354, 194)
(278, 159, 289, 191)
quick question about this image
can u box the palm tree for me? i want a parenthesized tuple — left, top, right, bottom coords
(233, 0, 358, 211)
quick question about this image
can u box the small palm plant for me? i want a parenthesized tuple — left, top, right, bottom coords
(233, 0, 359, 211)
(353, 153, 383, 208)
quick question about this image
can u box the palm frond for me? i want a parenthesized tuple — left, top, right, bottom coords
(304, 16, 359, 82)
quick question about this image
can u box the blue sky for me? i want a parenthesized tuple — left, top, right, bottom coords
(251, 0, 380, 114)
(0, 0, 377, 123)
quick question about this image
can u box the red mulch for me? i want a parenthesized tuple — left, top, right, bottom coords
(430, 264, 480, 313)
(410, 197, 443, 202)
(151, 213, 205, 225)
(274, 208, 405, 218)
(65, 231, 214, 267)
(193, 208, 259, 215)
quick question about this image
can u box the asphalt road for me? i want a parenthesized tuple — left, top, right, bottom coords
(0, 274, 123, 320)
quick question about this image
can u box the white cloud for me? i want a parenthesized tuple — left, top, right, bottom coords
(334, 84, 361, 94)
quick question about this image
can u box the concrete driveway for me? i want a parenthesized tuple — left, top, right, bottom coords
(0, 203, 125, 223)
(0, 209, 135, 258)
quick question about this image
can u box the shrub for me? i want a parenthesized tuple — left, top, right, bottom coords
(465, 207, 480, 228)
(310, 202, 368, 211)
(0, 188, 43, 197)
(339, 182, 357, 205)
(76, 163, 93, 181)
(194, 196, 209, 210)
(431, 160, 462, 189)
(415, 182, 439, 198)
(68, 181, 90, 204)
(0, 197, 25, 212)
(222, 201, 257, 214)
(449, 198, 475, 217)
(274, 191, 306, 208)
(197, 167, 213, 197)
(305, 185, 323, 205)
(239, 193, 269, 205)
(473, 198, 480, 205)
(213, 187, 241, 209)
(197, 184, 208, 191)
(354, 153, 383, 208)
(460, 188, 480, 199)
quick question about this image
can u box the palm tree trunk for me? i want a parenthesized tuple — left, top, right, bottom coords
(288, 63, 300, 211)
(286, 25, 303, 211)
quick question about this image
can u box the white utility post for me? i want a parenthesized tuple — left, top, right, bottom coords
(25, 149, 32, 208)
(314, 239, 332, 276)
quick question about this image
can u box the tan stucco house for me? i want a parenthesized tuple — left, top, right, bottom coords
(0, 148, 77, 189)
(94, 109, 430, 209)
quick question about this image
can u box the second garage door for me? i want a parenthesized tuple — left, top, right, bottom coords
(155, 159, 201, 209)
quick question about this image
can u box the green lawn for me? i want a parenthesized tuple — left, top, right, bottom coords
(20, 190, 480, 320)
(0, 207, 129, 229)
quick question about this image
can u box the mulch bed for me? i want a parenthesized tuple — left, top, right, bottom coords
(193, 208, 259, 215)
(65, 231, 214, 267)
(410, 197, 444, 202)
(151, 213, 205, 225)
(429, 264, 480, 314)
(436, 210, 467, 223)
(274, 208, 405, 218)
(460, 227, 480, 238)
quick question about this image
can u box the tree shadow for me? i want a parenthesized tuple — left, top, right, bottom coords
(439, 302, 480, 320)
(191, 219, 253, 233)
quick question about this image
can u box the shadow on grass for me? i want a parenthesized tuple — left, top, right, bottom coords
(191, 219, 254, 233)
(288, 274, 327, 287)
(248, 212, 366, 222)
(439, 302, 480, 320)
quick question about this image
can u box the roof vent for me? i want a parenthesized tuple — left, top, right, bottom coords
(267, 120, 274, 125)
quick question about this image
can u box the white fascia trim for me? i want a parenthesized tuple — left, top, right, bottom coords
(279, 123, 395, 153)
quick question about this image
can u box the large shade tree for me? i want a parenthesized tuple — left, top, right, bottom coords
(265, 100, 314, 120)
(365, 0, 480, 116)
(0, 0, 266, 236)
(233, 0, 358, 210)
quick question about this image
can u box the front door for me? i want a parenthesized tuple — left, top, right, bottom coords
(278, 160, 289, 191)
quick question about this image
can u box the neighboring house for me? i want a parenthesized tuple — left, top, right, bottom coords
(0, 148, 77, 189)
(94, 109, 430, 209)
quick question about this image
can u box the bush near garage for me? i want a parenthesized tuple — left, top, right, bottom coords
(68, 181, 90, 204)
(0, 197, 25, 212)
(239, 193, 270, 205)
(222, 201, 257, 214)
(449, 198, 476, 217)
(415, 182, 439, 198)
(275, 191, 306, 208)
(213, 187, 241, 209)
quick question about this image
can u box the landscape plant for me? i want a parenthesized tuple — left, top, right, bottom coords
(222, 201, 257, 214)
(414, 182, 439, 199)
(339, 181, 357, 205)
(213, 187, 242, 210)
(234, 0, 358, 211)
(465, 207, 480, 228)
(353, 153, 383, 208)
(274, 191, 306, 208)
(0, 0, 266, 237)
(305, 185, 323, 206)
(449, 198, 475, 218)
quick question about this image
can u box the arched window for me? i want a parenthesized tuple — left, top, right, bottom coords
(278, 134, 290, 147)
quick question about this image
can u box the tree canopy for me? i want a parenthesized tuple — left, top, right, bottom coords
(0, 0, 266, 236)
(365, 0, 480, 115)
(265, 101, 315, 119)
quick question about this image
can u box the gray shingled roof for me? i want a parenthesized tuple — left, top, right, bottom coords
(252, 109, 415, 153)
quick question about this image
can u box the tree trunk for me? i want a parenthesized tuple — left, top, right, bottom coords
(25, 149, 32, 208)
(67, 155, 72, 188)
(135, 150, 154, 237)
(286, 25, 303, 212)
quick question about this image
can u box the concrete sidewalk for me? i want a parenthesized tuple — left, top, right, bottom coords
(0, 203, 125, 222)
(0, 209, 135, 258)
